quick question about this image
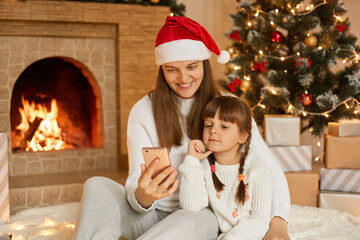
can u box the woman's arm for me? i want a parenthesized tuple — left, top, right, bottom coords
(125, 97, 178, 213)
(250, 118, 291, 239)
(250, 118, 291, 220)
(178, 155, 209, 211)
(223, 164, 272, 240)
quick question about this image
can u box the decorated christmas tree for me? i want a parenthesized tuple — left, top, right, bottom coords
(223, 0, 360, 136)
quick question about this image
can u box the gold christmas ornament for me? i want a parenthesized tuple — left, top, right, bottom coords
(240, 79, 251, 91)
(304, 34, 318, 48)
(150, 0, 160, 4)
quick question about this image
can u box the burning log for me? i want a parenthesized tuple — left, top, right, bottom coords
(19, 117, 43, 150)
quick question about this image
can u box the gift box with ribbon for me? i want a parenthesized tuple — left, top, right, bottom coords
(328, 121, 360, 137)
(264, 115, 300, 146)
(269, 145, 312, 172)
(320, 168, 360, 193)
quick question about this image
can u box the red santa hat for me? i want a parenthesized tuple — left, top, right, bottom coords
(155, 16, 230, 65)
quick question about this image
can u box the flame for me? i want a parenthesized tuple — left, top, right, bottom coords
(16, 96, 72, 151)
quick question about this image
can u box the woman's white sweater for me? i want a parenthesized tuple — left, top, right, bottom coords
(179, 154, 272, 240)
(125, 95, 290, 222)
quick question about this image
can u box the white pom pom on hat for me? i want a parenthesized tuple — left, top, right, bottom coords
(155, 16, 230, 66)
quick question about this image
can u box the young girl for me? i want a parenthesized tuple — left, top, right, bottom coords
(179, 96, 272, 240)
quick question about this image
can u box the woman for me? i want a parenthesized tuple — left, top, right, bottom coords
(74, 16, 291, 240)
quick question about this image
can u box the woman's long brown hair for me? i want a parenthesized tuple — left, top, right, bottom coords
(202, 96, 252, 204)
(149, 60, 220, 150)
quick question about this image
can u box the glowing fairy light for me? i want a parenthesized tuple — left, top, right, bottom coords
(309, 127, 314, 132)
(280, 57, 285, 61)
(317, 141, 321, 147)
(302, 112, 307, 116)
(259, 50, 264, 55)
(270, 21, 275, 25)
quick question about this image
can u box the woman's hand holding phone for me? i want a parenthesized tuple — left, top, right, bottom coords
(135, 159, 179, 209)
(188, 140, 212, 160)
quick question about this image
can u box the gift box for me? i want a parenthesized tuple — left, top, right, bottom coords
(324, 135, 360, 169)
(285, 171, 319, 207)
(264, 115, 300, 146)
(319, 191, 360, 217)
(0, 133, 9, 224)
(269, 145, 312, 172)
(320, 168, 360, 193)
(328, 121, 360, 137)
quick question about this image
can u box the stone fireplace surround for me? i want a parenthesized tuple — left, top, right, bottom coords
(0, 0, 168, 213)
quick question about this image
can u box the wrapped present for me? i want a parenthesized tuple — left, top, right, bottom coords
(269, 145, 312, 172)
(285, 171, 319, 207)
(264, 115, 300, 146)
(319, 191, 360, 217)
(328, 121, 360, 137)
(0, 133, 9, 224)
(324, 135, 360, 169)
(320, 168, 360, 193)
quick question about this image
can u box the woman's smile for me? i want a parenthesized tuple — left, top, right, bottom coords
(162, 61, 204, 99)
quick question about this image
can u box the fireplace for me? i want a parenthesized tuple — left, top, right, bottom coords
(0, 0, 169, 213)
(10, 57, 103, 152)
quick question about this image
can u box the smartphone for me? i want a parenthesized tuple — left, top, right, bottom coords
(142, 147, 171, 178)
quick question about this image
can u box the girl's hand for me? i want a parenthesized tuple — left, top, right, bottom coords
(188, 140, 212, 160)
(135, 159, 179, 209)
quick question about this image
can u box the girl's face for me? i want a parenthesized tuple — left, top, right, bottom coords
(162, 61, 204, 99)
(203, 110, 248, 154)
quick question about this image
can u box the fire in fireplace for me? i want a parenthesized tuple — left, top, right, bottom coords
(10, 57, 103, 152)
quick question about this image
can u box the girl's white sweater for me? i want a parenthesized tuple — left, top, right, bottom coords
(179, 154, 272, 240)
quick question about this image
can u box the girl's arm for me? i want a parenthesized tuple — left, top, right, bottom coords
(178, 155, 209, 211)
(250, 118, 291, 222)
(223, 165, 272, 240)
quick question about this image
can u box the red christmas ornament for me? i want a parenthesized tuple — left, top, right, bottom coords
(229, 30, 241, 41)
(300, 93, 313, 106)
(228, 77, 242, 92)
(271, 31, 284, 43)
